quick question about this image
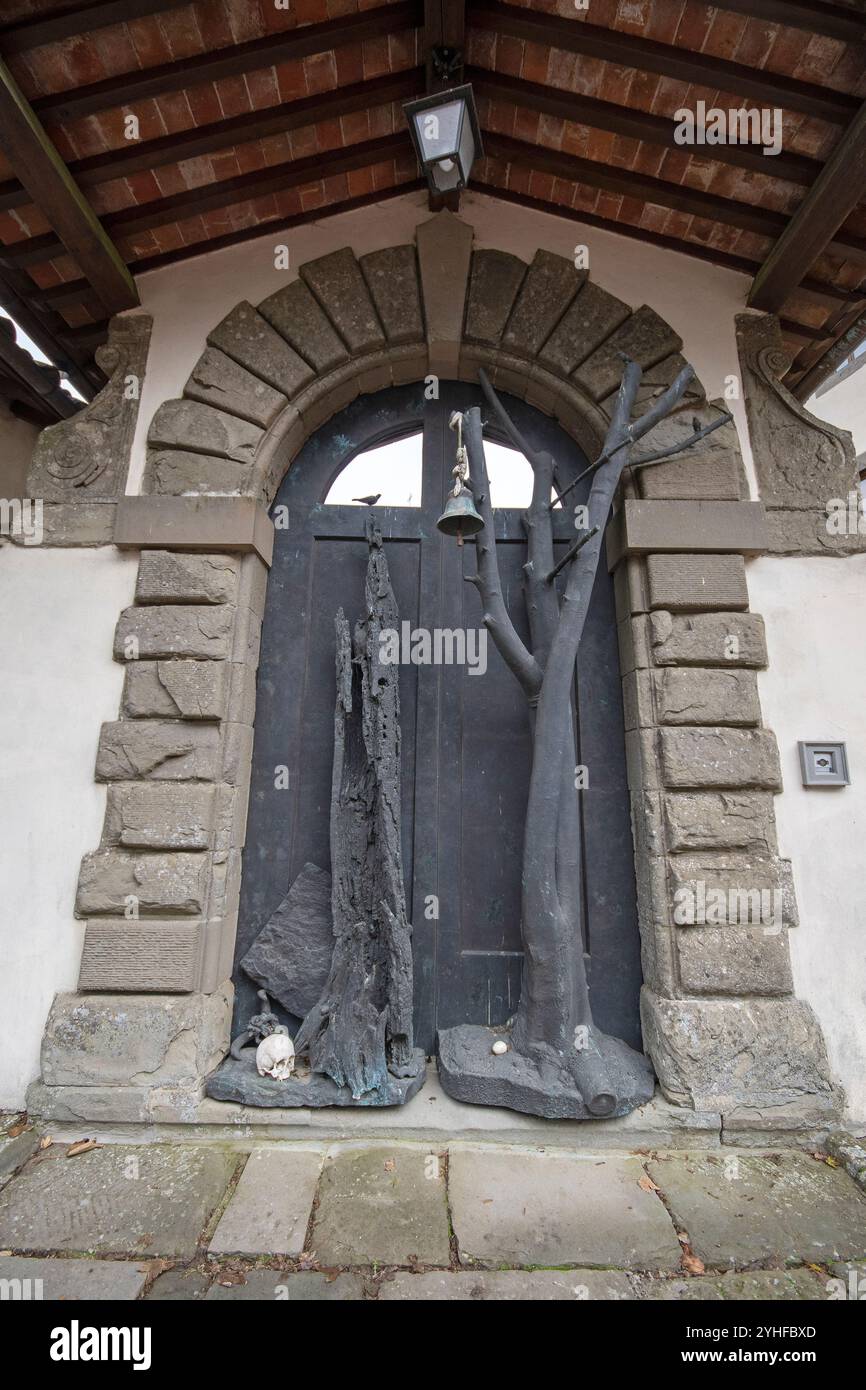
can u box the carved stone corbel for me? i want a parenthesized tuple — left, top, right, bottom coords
(27, 313, 153, 503)
(736, 312, 864, 555)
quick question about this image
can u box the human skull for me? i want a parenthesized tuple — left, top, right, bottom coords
(255, 1032, 295, 1080)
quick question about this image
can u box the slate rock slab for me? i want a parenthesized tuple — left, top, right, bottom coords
(647, 1152, 866, 1269)
(206, 1052, 426, 1108)
(379, 1269, 635, 1300)
(448, 1146, 681, 1270)
(311, 1146, 450, 1267)
(0, 1144, 236, 1258)
(0, 1255, 149, 1301)
(209, 1147, 323, 1255)
(240, 863, 333, 1018)
(206, 1271, 365, 1300)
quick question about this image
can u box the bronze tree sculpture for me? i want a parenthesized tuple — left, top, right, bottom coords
(437, 357, 731, 1119)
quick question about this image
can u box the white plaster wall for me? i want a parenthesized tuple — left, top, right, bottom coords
(0, 545, 137, 1107)
(126, 187, 757, 495)
(748, 554, 866, 1125)
(806, 365, 866, 459)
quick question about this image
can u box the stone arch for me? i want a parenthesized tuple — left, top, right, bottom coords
(142, 213, 706, 508)
(31, 213, 839, 1134)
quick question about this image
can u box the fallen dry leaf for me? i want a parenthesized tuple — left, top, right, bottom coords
(682, 1253, 705, 1276)
(66, 1139, 100, 1158)
(383, 1158, 395, 1172)
(676, 1231, 691, 1245)
(39, 1136, 53, 1151)
(638, 1174, 660, 1193)
(7, 1121, 32, 1138)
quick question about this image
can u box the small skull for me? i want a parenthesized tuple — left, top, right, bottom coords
(256, 1032, 295, 1080)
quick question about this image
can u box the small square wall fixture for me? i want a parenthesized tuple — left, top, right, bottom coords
(404, 85, 483, 195)
(798, 741, 851, 787)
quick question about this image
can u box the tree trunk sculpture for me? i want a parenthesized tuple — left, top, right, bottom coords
(437, 356, 731, 1119)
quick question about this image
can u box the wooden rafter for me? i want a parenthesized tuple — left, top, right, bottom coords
(0, 56, 137, 315)
(0, 265, 99, 399)
(712, 0, 866, 45)
(482, 133, 866, 265)
(471, 1, 859, 125)
(0, 0, 188, 54)
(749, 101, 866, 312)
(470, 67, 821, 187)
(424, 0, 466, 90)
(0, 68, 425, 214)
(31, 2, 423, 124)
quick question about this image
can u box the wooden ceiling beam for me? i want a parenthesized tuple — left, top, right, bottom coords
(482, 132, 866, 265)
(0, 55, 137, 314)
(712, 1, 866, 46)
(0, 68, 424, 214)
(469, 67, 821, 187)
(130, 179, 426, 275)
(0, 0, 189, 54)
(749, 100, 866, 312)
(471, 1, 858, 125)
(31, 2, 423, 124)
(423, 0, 466, 90)
(0, 133, 409, 266)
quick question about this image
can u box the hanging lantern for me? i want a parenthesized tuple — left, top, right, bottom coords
(403, 85, 483, 195)
(437, 410, 484, 544)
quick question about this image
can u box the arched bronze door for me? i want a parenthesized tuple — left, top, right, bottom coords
(233, 382, 641, 1055)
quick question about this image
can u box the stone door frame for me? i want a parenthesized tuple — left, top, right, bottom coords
(29, 212, 840, 1133)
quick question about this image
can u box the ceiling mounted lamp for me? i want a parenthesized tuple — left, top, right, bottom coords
(403, 84, 483, 196)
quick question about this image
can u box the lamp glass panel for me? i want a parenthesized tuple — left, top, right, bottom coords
(413, 98, 463, 165)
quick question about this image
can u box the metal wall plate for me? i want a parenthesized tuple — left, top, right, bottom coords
(798, 741, 850, 787)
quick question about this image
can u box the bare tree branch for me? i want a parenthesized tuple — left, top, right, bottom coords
(628, 408, 733, 470)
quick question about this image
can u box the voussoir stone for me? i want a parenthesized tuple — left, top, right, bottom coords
(208, 301, 314, 396)
(448, 1146, 681, 1270)
(0, 1144, 236, 1258)
(135, 551, 240, 605)
(359, 245, 422, 346)
(258, 278, 348, 373)
(503, 249, 585, 357)
(96, 720, 220, 781)
(76, 848, 209, 916)
(115, 604, 233, 660)
(146, 449, 253, 496)
(41, 985, 232, 1087)
(640, 990, 837, 1112)
(149, 398, 263, 463)
(646, 553, 749, 611)
(575, 305, 682, 401)
(122, 659, 228, 720)
(637, 403, 745, 501)
(540, 278, 630, 376)
(676, 926, 793, 995)
(663, 791, 777, 853)
(300, 247, 385, 355)
(659, 727, 781, 789)
(655, 668, 760, 726)
(651, 610, 768, 667)
(464, 249, 527, 345)
(185, 346, 288, 427)
(104, 781, 215, 849)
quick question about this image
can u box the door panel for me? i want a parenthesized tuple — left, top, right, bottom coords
(233, 383, 642, 1055)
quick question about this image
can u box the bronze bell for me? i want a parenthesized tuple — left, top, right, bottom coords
(436, 485, 484, 544)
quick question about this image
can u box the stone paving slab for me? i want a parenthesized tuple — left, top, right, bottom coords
(206, 1271, 365, 1300)
(648, 1152, 866, 1269)
(0, 1128, 39, 1186)
(146, 1268, 211, 1300)
(448, 1146, 682, 1270)
(0, 1255, 148, 1300)
(379, 1269, 635, 1300)
(311, 1145, 450, 1267)
(638, 1268, 825, 1301)
(209, 1147, 323, 1256)
(0, 1144, 237, 1258)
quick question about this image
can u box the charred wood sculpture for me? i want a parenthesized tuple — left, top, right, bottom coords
(437, 357, 732, 1119)
(208, 519, 425, 1107)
